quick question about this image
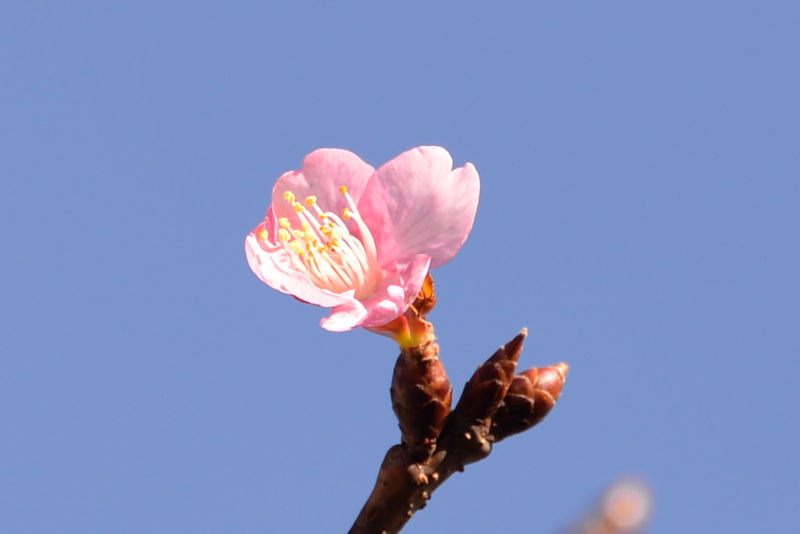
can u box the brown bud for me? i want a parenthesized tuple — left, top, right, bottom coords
(454, 329, 526, 423)
(391, 342, 452, 460)
(490, 362, 568, 442)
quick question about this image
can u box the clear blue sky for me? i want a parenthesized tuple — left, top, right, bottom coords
(2, 2, 798, 533)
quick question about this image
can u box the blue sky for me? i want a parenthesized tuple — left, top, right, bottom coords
(2, 2, 798, 532)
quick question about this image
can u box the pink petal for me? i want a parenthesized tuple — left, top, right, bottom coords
(272, 148, 374, 227)
(320, 254, 431, 331)
(357, 146, 480, 269)
(245, 215, 356, 309)
(319, 299, 368, 332)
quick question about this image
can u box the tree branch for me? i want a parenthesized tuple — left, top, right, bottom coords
(349, 329, 569, 534)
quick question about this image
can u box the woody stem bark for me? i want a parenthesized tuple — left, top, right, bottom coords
(348, 329, 568, 534)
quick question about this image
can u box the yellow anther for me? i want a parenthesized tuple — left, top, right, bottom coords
(258, 228, 269, 241)
(272, 183, 379, 297)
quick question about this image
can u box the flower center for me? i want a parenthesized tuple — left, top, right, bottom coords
(264, 186, 381, 298)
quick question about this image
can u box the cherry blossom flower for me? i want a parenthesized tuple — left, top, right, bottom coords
(245, 146, 479, 333)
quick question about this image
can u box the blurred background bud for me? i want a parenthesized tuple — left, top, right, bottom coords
(568, 478, 653, 534)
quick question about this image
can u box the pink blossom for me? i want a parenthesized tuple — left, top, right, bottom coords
(245, 146, 480, 332)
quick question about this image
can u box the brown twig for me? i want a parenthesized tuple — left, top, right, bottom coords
(348, 327, 569, 534)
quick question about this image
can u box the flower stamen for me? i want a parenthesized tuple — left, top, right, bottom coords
(276, 188, 381, 298)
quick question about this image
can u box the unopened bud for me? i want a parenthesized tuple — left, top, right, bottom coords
(490, 362, 569, 442)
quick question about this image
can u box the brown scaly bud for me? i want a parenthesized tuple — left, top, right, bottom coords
(453, 329, 526, 424)
(391, 341, 453, 461)
(490, 362, 569, 442)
